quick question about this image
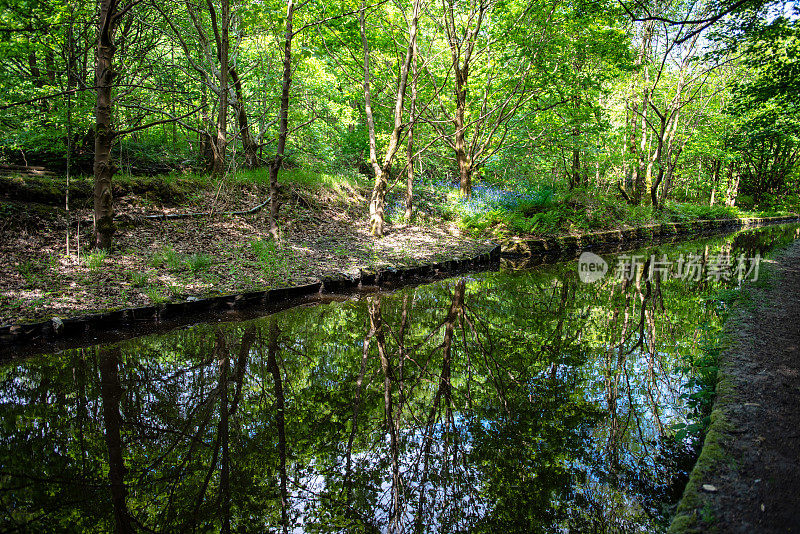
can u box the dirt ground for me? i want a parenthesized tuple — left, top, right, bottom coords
(676, 241, 800, 532)
(0, 182, 493, 325)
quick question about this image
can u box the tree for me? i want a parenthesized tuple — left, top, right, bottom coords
(93, 0, 134, 249)
(421, 0, 571, 198)
(99, 345, 134, 533)
(268, 0, 296, 238)
(617, 0, 729, 208)
(360, 0, 421, 236)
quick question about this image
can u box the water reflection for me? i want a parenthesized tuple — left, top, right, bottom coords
(1, 225, 798, 533)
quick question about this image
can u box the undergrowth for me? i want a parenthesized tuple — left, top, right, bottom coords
(3, 166, 793, 239)
(392, 179, 793, 237)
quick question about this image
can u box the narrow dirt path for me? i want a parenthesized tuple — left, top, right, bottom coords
(674, 240, 800, 532)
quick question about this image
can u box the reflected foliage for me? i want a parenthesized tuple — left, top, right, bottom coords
(1, 226, 798, 532)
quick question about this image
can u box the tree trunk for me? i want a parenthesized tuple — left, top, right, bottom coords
(456, 127, 471, 198)
(571, 147, 580, 189)
(445, 0, 488, 200)
(451, 43, 472, 198)
(230, 66, 259, 169)
(709, 159, 720, 206)
(29, 51, 43, 88)
(93, 0, 120, 250)
(212, 0, 230, 177)
(99, 346, 134, 534)
(725, 163, 740, 207)
(344, 316, 373, 503)
(45, 47, 57, 84)
(659, 160, 676, 205)
(216, 330, 231, 534)
(267, 317, 289, 534)
(630, 22, 653, 205)
(570, 93, 581, 189)
(360, 0, 382, 231)
(649, 113, 667, 208)
(363, 0, 420, 236)
(404, 41, 418, 221)
(199, 79, 214, 168)
(453, 70, 471, 198)
(268, 0, 295, 239)
(369, 297, 402, 531)
(414, 280, 464, 531)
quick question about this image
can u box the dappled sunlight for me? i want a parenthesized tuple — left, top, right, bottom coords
(0, 179, 493, 324)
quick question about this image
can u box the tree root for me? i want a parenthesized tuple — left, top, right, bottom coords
(69, 197, 271, 227)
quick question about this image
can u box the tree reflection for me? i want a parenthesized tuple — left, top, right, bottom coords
(1, 226, 798, 532)
(99, 346, 134, 533)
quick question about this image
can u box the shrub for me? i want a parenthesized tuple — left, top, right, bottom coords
(664, 202, 742, 222)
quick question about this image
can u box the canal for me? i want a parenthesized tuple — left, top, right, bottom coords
(1, 224, 798, 532)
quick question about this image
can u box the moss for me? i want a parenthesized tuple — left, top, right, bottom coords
(95, 215, 116, 243)
(668, 288, 757, 533)
(557, 235, 579, 250)
(668, 398, 734, 533)
(3, 174, 92, 204)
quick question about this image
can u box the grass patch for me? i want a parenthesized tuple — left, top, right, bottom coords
(143, 286, 168, 304)
(84, 249, 108, 272)
(409, 179, 796, 239)
(662, 202, 744, 221)
(426, 183, 636, 236)
(662, 201, 792, 222)
(129, 271, 149, 287)
(15, 254, 59, 288)
(16, 260, 44, 285)
(278, 168, 366, 190)
(186, 253, 214, 273)
(222, 167, 367, 193)
(150, 247, 214, 273)
(149, 247, 182, 271)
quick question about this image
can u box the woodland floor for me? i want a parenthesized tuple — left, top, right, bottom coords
(675, 240, 800, 532)
(0, 177, 493, 325)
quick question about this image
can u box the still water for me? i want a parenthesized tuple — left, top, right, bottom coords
(2, 225, 799, 533)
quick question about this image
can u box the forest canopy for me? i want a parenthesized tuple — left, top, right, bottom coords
(0, 0, 798, 245)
